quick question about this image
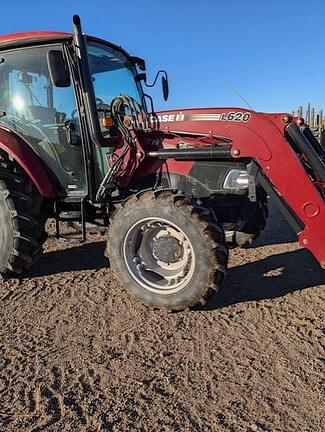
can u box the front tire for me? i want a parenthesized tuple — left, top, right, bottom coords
(106, 191, 228, 311)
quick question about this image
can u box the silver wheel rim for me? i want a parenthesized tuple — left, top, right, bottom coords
(123, 217, 195, 294)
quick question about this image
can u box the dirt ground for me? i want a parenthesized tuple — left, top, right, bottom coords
(0, 205, 324, 432)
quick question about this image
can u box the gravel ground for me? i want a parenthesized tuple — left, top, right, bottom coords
(0, 206, 324, 431)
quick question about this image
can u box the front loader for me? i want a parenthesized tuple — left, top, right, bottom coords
(0, 15, 323, 310)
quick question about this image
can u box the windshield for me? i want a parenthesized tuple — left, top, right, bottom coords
(87, 42, 143, 108)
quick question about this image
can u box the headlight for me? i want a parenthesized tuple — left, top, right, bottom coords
(223, 169, 249, 190)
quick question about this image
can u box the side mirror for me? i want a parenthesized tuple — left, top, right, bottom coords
(162, 75, 169, 101)
(138, 70, 170, 101)
(47, 50, 71, 87)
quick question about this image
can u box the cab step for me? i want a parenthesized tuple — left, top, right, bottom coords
(54, 199, 86, 243)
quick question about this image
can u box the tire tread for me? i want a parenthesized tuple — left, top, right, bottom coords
(0, 151, 46, 275)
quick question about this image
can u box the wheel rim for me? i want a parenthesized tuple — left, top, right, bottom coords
(123, 217, 195, 294)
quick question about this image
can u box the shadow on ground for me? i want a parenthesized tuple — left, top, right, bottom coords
(25, 237, 325, 311)
(203, 248, 325, 310)
(25, 241, 108, 278)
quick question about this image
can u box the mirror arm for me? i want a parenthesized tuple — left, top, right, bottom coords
(144, 70, 168, 88)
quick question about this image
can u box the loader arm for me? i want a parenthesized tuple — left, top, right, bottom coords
(156, 108, 325, 267)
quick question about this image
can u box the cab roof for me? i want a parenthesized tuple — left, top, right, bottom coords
(0, 31, 71, 46)
(0, 31, 135, 61)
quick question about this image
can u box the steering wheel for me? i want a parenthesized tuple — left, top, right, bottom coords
(96, 97, 111, 113)
(96, 97, 104, 105)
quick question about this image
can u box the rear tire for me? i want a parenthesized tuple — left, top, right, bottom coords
(0, 152, 47, 275)
(106, 191, 228, 311)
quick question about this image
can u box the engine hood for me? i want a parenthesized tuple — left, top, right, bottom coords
(155, 107, 254, 137)
(153, 107, 292, 160)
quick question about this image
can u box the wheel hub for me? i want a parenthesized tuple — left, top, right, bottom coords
(152, 235, 183, 264)
(123, 217, 195, 294)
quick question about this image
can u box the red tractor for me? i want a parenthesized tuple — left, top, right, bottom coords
(0, 16, 324, 310)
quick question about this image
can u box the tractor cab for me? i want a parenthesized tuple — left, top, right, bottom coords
(0, 17, 161, 241)
(0, 28, 148, 200)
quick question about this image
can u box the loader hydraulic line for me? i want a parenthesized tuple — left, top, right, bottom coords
(147, 146, 232, 160)
(300, 125, 325, 161)
(286, 122, 325, 183)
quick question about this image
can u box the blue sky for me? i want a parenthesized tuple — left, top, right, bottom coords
(2, 0, 325, 112)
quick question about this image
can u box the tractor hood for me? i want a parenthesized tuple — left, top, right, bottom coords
(156, 107, 254, 139)
(155, 107, 290, 142)
(153, 107, 293, 161)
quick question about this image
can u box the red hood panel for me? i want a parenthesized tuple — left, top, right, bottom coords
(154, 107, 291, 161)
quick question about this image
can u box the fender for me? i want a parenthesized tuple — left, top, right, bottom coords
(0, 127, 56, 198)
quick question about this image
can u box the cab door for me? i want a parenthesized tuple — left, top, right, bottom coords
(0, 43, 87, 197)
